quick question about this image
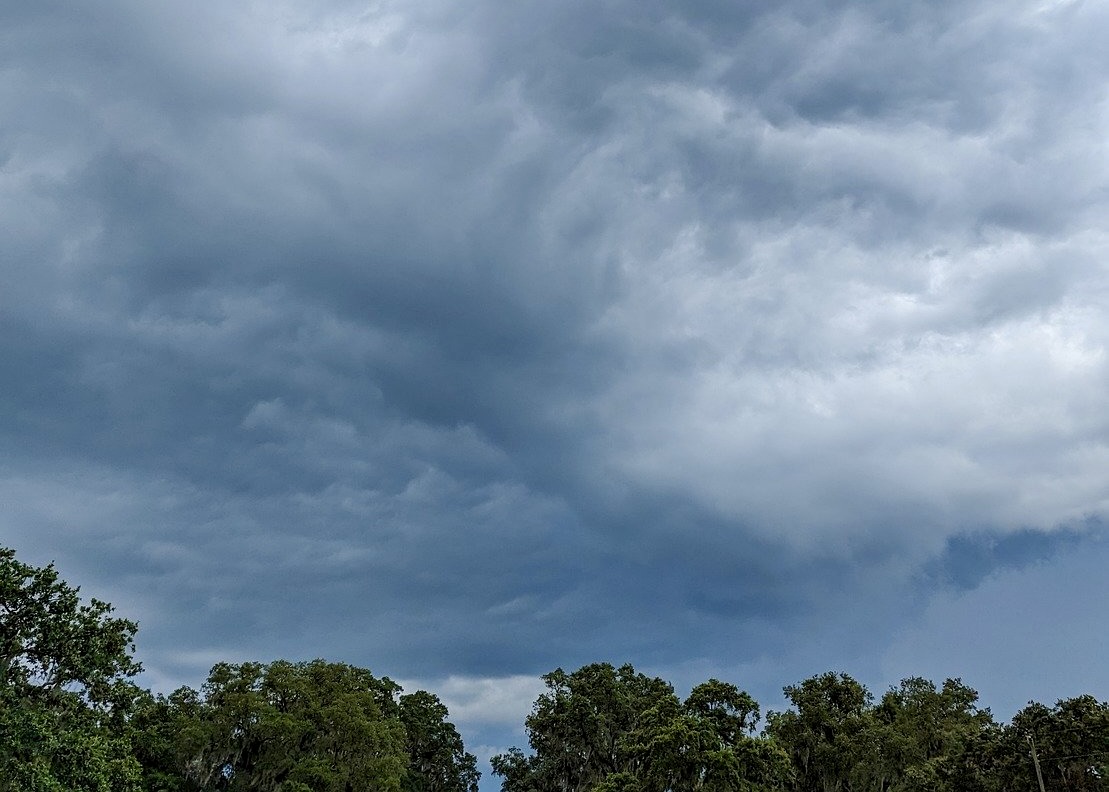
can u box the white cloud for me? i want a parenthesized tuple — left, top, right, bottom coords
(398, 674, 546, 728)
(3, 0, 1109, 737)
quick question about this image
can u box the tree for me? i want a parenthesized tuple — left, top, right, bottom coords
(768, 675, 997, 792)
(149, 659, 410, 791)
(870, 678, 993, 792)
(129, 685, 209, 792)
(685, 680, 761, 745)
(766, 672, 874, 792)
(399, 690, 480, 792)
(493, 665, 789, 792)
(0, 545, 143, 791)
(1004, 696, 1109, 792)
(631, 679, 791, 792)
(492, 663, 680, 792)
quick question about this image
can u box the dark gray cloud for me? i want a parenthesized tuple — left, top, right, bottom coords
(2, 0, 1109, 781)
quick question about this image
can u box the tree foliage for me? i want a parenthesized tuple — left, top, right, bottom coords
(8, 544, 1109, 792)
(973, 696, 1109, 792)
(135, 659, 435, 792)
(765, 672, 874, 792)
(1, 546, 477, 792)
(400, 690, 480, 792)
(870, 677, 992, 792)
(493, 663, 678, 792)
(0, 546, 143, 791)
(492, 664, 789, 792)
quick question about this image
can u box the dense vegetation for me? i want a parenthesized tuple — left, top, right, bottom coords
(0, 547, 477, 792)
(492, 664, 1109, 792)
(493, 665, 1109, 792)
(3, 545, 1107, 791)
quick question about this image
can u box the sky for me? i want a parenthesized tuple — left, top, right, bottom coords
(2, 0, 1109, 781)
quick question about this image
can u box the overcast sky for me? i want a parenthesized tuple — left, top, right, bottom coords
(3, 0, 1108, 781)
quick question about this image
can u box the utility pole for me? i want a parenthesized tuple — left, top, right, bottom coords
(1028, 735, 1047, 792)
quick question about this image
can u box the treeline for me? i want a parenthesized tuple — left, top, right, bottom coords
(0, 547, 478, 791)
(493, 663, 1109, 792)
(5, 545, 1109, 792)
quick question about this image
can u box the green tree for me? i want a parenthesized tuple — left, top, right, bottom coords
(154, 659, 410, 791)
(399, 690, 480, 792)
(766, 672, 874, 792)
(943, 720, 1004, 792)
(493, 665, 789, 792)
(492, 663, 679, 792)
(627, 680, 790, 792)
(1003, 696, 1109, 792)
(129, 684, 212, 792)
(870, 678, 992, 792)
(0, 546, 143, 791)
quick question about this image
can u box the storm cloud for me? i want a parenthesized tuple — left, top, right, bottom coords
(2, 0, 1108, 777)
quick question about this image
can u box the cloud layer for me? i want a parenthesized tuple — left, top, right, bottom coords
(3, 0, 1108, 777)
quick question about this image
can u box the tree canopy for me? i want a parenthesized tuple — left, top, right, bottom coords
(492, 664, 789, 792)
(0, 546, 477, 792)
(6, 543, 1109, 792)
(1, 546, 144, 791)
